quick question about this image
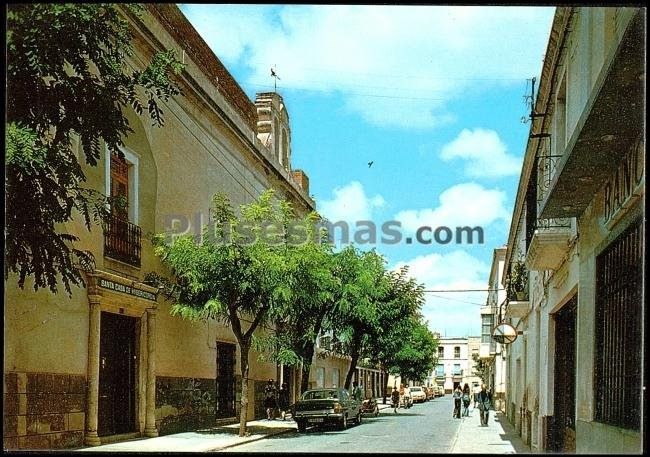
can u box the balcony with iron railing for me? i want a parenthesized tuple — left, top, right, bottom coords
(524, 154, 575, 272)
(104, 214, 142, 267)
(538, 9, 644, 219)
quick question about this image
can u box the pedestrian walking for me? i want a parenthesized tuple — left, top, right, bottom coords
(462, 383, 471, 417)
(473, 383, 481, 408)
(278, 382, 290, 420)
(391, 387, 400, 413)
(477, 384, 492, 426)
(452, 385, 462, 419)
(264, 379, 278, 420)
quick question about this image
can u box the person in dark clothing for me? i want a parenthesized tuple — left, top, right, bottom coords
(278, 382, 290, 420)
(391, 387, 400, 413)
(264, 379, 278, 420)
(477, 384, 492, 426)
(462, 383, 471, 417)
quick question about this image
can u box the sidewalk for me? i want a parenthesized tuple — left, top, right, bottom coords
(449, 405, 531, 454)
(77, 398, 391, 453)
(77, 419, 297, 453)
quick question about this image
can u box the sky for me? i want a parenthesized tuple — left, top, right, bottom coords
(179, 4, 556, 337)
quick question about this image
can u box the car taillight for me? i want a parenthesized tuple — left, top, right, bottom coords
(333, 402, 342, 413)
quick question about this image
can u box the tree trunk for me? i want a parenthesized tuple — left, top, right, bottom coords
(299, 306, 327, 394)
(301, 363, 312, 394)
(382, 367, 390, 404)
(344, 343, 360, 390)
(238, 342, 250, 437)
(300, 342, 316, 394)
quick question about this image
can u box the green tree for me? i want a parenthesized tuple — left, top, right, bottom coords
(472, 353, 489, 382)
(326, 248, 388, 390)
(252, 215, 339, 394)
(393, 320, 438, 384)
(5, 4, 184, 294)
(365, 266, 427, 401)
(152, 190, 293, 437)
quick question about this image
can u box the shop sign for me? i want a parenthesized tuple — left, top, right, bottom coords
(603, 136, 644, 226)
(99, 278, 157, 301)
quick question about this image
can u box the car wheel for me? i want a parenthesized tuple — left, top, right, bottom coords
(339, 414, 347, 430)
(296, 420, 306, 433)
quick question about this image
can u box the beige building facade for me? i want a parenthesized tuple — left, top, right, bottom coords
(479, 247, 508, 411)
(3, 5, 342, 450)
(501, 7, 644, 453)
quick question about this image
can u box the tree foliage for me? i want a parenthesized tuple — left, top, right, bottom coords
(472, 353, 489, 383)
(5, 3, 184, 294)
(325, 247, 389, 389)
(152, 190, 298, 437)
(254, 228, 339, 394)
(363, 266, 428, 396)
(392, 320, 438, 384)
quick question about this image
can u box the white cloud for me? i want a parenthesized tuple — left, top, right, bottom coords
(393, 250, 491, 336)
(318, 181, 385, 223)
(179, 5, 555, 128)
(394, 182, 510, 233)
(440, 128, 522, 178)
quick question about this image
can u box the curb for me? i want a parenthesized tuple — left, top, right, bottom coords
(447, 416, 463, 453)
(207, 426, 296, 452)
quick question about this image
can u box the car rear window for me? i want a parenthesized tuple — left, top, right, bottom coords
(302, 390, 338, 400)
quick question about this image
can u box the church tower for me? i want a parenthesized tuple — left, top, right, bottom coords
(255, 92, 291, 172)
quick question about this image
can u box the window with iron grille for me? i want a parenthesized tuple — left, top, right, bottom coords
(594, 218, 643, 431)
(105, 150, 141, 267)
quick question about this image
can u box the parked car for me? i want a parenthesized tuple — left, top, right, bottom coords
(401, 387, 413, 408)
(292, 388, 362, 432)
(424, 386, 435, 401)
(436, 386, 445, 397)
(409, 386, 427, 403)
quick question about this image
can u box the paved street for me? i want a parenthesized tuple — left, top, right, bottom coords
(223, 397, 461, 453)
(74, 396, 529, 453)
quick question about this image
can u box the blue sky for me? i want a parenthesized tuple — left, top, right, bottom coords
(179, 5, 556, 337)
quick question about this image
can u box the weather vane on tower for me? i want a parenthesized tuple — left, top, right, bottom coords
(270, 65, 281, 93)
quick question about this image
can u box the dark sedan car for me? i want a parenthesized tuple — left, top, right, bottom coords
(292, 388, 362, 432)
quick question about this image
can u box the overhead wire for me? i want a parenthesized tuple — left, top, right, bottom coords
(426, 294, 486, 306)
(241, 82, 450, 102)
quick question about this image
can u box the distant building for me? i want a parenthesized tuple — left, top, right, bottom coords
(430, 336, 482, 393)
(501, 7, 644, 453)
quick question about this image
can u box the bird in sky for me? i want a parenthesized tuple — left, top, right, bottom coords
(368, 161, 374, 168)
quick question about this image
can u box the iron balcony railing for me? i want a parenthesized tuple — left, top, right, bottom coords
(104, 214, 141, 267)
(536, 153, 563, 204)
